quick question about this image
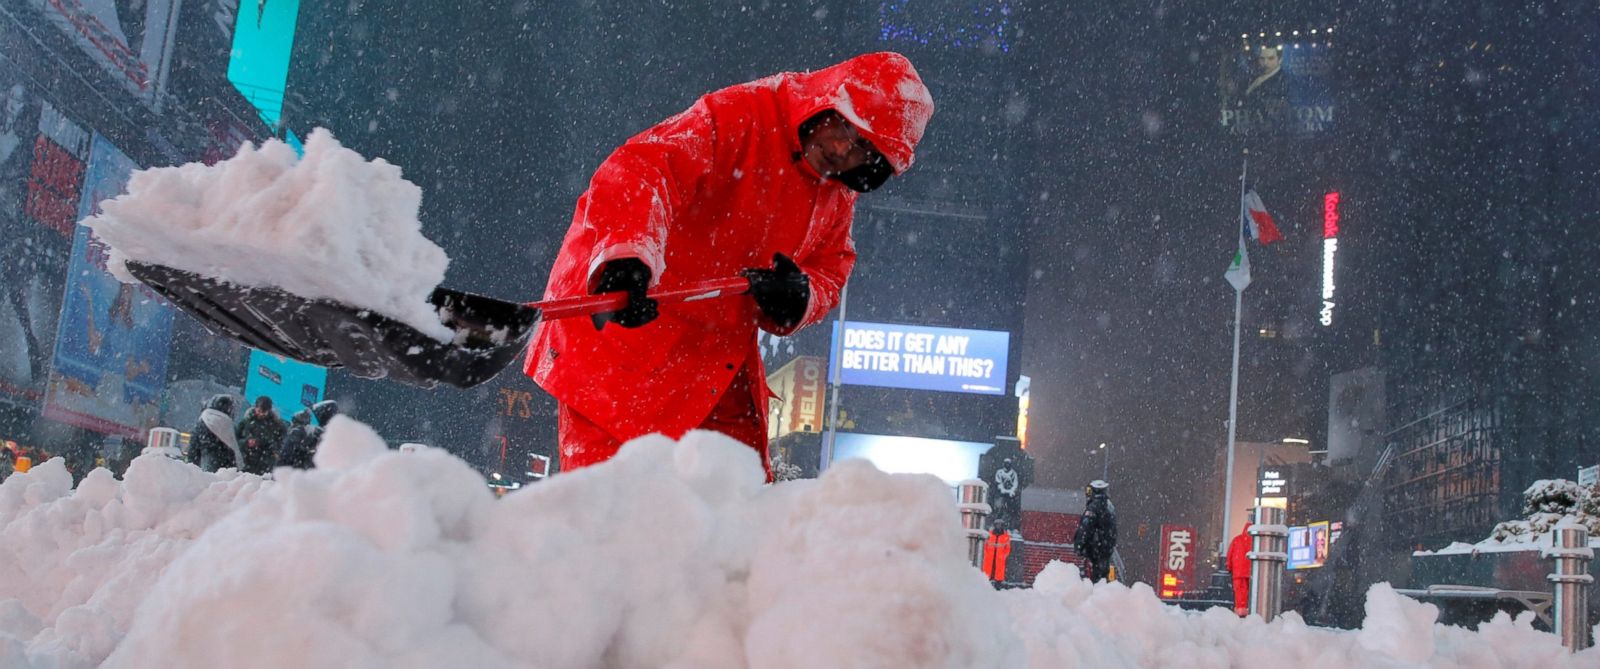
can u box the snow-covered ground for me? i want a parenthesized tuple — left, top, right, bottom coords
(0, 422, 1594, 668)
(83, 129, 453, 341)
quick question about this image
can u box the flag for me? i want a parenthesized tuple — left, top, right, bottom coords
(1224, 238, 1251, 291)
(1242, 189, 1283, 245)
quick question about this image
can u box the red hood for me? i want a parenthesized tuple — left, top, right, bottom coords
(781, 52, 935, 174)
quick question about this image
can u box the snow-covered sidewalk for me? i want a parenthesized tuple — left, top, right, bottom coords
(0, 420, 1593, 668)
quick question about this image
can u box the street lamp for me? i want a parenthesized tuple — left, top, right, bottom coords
(1098, 442, 1109, 481)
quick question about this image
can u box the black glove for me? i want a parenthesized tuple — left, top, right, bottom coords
(591, 258, 658, 330)
(742, 253, 810, 330)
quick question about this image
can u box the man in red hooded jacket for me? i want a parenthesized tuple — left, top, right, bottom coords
(1227, 522, 1253, 616)
(526, 53, 935, 478)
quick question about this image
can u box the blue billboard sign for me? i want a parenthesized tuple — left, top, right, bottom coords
(228, 0, 301, 128)
(1287, 526, 1311, 569)
(242, 349, 327, 416)
(42, 135, 175, 438)
(831, 432, 993, 483)
(829, 321, 1009, 395)
(1287, 522, 1330, 570)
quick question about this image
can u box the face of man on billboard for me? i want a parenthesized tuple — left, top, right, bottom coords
(1256, 47, 1282, 76)
(4, 86, 23, 114)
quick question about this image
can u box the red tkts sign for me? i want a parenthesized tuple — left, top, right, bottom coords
(1157, 524, 1198, 599)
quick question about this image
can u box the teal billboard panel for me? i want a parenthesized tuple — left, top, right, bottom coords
(227, 0, 301, 128)
(242, 349, 326, 416)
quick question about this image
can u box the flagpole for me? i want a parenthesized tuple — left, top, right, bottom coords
(1220, 153, 1248, 559)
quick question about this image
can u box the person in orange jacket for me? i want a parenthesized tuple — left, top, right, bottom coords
(526, 53, 934, 480)
(982, 520, 1012, 585)
(1227, 521, 1254, 616)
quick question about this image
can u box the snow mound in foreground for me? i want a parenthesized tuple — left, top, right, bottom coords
(0, 420, 1595, 668)
(83, 128, 452, 341)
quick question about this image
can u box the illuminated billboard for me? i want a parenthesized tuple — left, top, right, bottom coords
(227, 0, 302, 128)
(242, 350, 327, 415)
(1320, 192, 1340, 326)
(1217, 28, 1337, 138)
(1157, 524, 1198, 599)
(1256, 468, 1288, 503)
(829, 321, 1009, 395)
(766, 356, 826, 439)
(831, 432, 993, 483)
(42, 135, 176, 438)
(1287, 521, 1332, 570)
(28, 0, 182, 105)
(0, 84, 87, 409)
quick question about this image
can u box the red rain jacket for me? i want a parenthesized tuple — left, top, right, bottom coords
(1228, 522, 1254, 577)
(983, 530, 1012, 581)
(526, 53, 934, 442)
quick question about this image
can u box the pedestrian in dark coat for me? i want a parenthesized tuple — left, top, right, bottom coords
(236, 396, 287, 475)
(275, 400, 338, 469)
(185, 394, 242, 472)
(275, 409, 315, 470)
(1073, 480, 1118, 582)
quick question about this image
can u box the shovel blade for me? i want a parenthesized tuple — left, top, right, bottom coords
(125, 261, 537, 389)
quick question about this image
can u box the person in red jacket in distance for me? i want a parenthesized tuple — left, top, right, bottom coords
(1227, 522, 1254, 616)
(526, 53, 935, 479)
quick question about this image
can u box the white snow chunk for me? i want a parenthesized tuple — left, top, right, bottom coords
(84, 128, 453, 341)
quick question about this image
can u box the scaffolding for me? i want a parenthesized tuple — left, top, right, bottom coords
(1384, 393, 1506, 547)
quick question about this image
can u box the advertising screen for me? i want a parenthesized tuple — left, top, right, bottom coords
(1217, 28, 1337, 138)
(1287, 525, 1311, 569)
(1157, 524, 1199, 599)
(1287, 521, 1332, 570)
(42, 135, 176, 438)
(0, 81, 86, 408)
(28, 0, 182, 104)
(829, 321, 1009, 395)
(1256, 468, 1288, 505)
(168, 0, 245, 95)
(766, 356, 826, 439)
(1309, 521, 1331, 567)
(241, 350, 328, 416)
(831, 432, 993, 483)
(227, 0, 302, 128)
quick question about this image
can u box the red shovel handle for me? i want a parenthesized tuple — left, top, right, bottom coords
(528, 276, 751, 321)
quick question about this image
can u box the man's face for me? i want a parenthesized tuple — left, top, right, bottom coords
(801, 114, 878, 177)
(1256, 48, 1281, 74)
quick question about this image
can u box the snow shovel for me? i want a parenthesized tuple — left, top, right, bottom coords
(124, 260, 750, 390)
